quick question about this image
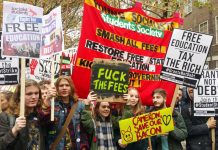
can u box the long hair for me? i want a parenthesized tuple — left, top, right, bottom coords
(55, 76, 78, 102)
(7, 79, 42, 116)
(93, 102, 111, 122)
(1, 91, 13, 101)
(128, 87, 145, 115)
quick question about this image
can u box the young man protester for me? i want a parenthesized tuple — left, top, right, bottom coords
(39, 76, 89, 150)
(149, 88, 187, 150)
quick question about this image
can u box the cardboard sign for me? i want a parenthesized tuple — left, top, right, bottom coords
(91, 58, 130, 102)
(161, 29, 213, 88)
(72, 0, 182, 106)
(2, 1, 43, 58)
(119, 107, 174, 144)
(194, 70, 218, 116)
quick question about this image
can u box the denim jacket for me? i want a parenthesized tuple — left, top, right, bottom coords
(46, 98, 85, 150)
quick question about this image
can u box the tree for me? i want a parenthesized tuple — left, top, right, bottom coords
(104, 0, 189, 18)
(0, 0, 189, 48)
(0, 0, 83, 49)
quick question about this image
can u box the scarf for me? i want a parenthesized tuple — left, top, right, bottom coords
(94, 119, 117, 150)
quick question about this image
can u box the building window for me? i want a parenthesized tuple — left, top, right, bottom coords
(216, 16, 218, 43)
(184, 0, 192, 15)
(216, 61, 218, 69)
(199, 21, 208, 34)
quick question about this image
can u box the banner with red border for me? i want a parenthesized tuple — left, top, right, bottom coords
(72, 0, 183, 105)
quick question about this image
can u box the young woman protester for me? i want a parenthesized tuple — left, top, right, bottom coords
(0, 91, 13, 112)
(117, 87, 148, 150)
(40, 76, 89, 150)
(82, 91, 118, 150)
(0, 79, 46, 150)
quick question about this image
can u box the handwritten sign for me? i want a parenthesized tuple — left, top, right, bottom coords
(119, 107, 174, 144)
(91, 58, 130, 102)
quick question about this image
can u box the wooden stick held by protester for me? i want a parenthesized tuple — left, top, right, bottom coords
(50, 56, 55, 121)
(20, 58, 26, 117)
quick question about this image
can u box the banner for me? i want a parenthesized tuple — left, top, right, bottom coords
(194, 70, 218, 116)
(41, 6, 64, 58)
(119, 107, 174, 144)
(0, 31, 19, 85)
(161, 29, 213, 88)
(72, 0, 182, 105)
(2, 1, 43, 58)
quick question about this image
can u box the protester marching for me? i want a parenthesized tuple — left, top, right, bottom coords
(0, 0, 218, 150)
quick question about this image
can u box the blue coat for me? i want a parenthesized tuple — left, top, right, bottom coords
(45, 99, 85, 150)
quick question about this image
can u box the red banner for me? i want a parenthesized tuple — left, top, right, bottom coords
(72, 0, 183, 106)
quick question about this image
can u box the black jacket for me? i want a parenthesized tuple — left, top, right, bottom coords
(0, 112, 45, 150)
(182, 103, 212, 150)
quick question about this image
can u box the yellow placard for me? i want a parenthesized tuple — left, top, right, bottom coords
(119, 107, 174, 144)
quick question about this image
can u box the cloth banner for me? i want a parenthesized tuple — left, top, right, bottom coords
(72, 0, 183, 105)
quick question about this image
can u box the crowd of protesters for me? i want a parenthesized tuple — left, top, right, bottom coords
(0, 75, 217, 150)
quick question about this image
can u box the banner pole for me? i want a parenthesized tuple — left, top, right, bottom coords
(20, 58, 26, 117)
(59, 52, 63, 76)
(50, 56, 55, 121)
(0, 94, 2, 113)
(148, 137, 152, 150)
(170, 84, 180, 111)
(211, 117, 216, 150)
